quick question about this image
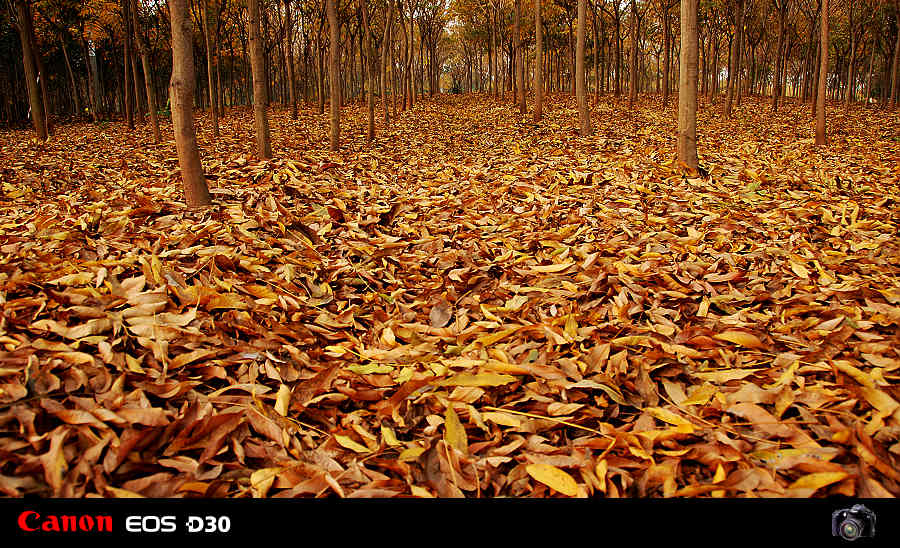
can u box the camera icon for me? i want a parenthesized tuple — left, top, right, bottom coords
(832, 504, 876, 541)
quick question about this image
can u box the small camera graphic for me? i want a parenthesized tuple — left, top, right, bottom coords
(832, 504, 876, 541)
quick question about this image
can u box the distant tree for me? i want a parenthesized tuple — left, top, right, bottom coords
(534, 0, 543, 121)
(13, 0, 47, 140)
(815, 0, 828, 145)
(248, 0, 272, 159)
(327, 0, 340, 151)
(576, 0, 591, 135)
(169, 0, 212, 207)
(678, 0, 699, 169)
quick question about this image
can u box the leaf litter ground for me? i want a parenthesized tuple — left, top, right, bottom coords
(1, 95, 899, 497)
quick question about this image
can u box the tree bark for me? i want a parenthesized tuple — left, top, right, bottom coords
(772, 0, 787, 111)
(725, 0, 744, 117)
(59, 34, 82, 115)
(130, 0, 161, 143)
(122, 0, 134, 129)
(576, 0, 592, 135)
(203, 0, 219, 137)
(286, 0, 297, 119)
(14, 0, 46, 140)
(815, 0, 828, 145)
(248, 0, 272, 159)
(891, 3, 900, 107)
(327, 0, 341, 151)
(169, 0, 211, 207)
(382, 3, 394, 125)
(628, 0, 639, 107)
(362, 0, 376, 141)
(534, 0, 543, 122)
(678, 0, 699, 168)
(515, 0, 526, 114)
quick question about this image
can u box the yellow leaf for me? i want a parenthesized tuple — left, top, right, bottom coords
(105, 487, 145, 498)
(482, 411, 523, 428)
(250, 468, 281, 498)
(530, 261, 574, 273)
(398, 446, 427, 461)
(475, 327, 518, 346)
(595, 460, 608, 493)
(274, 384, 291, 416)
(713, 463, 726, 483)
(790, 261, 810, 279)
(682, 383, 717, 406)
(409, 485, 434, 498)
(444, 406, 468, 454)
(436, 373, 517, 387)
(644, 407, 693, 432)
(788, 472, 849, 491)
(381, 425, 401, 447)
(334, 434, 372, 454)
(713, 330, 765, 349)
(525, 463, 578, 496)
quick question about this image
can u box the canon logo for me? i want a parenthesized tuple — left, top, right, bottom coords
(17, 510, 113, 533)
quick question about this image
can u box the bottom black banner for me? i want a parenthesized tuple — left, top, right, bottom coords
(1, 498, 896, 543)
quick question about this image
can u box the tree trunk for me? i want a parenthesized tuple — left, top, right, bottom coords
(534, 0, 543, 122)
(203, 0, 219, 137)
(59, 34, 82, 116)
(678, 0, 699, 168)
(815, 0, 828, 145)
(362, 0, 375, 141)
(286, 0, 297, 119)
(327, 0, 340, 151)
(248, 0, 272, 159)
(725, 0, 744, 117)
(169, 0, 211, 207)
(382, 3, 394, 125)
(628, 0, 638, 107)
(576, 0, 592, 135)
(514, 0, 526, 114)
(14, 0, 46, 140)
(663, 4, 671, 105)
(891, 5, 900, 107)
(122, 0, 134, 130)
(130, 0, 161, 143)
(772, 0, 786, 111)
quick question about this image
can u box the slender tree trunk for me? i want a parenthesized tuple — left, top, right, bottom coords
(169, 0, 211, 206)
(327, 0, 340, 151)
(248, 0, 272, 158)
(772, 0, 786, 111)
(362, 0, 375, 141)
(663, 5, 671, 105)
(131, 0, 160, 142)
(628, 0, 638, 107)
(678, 0, 699, 168)
(891, 6, 900, 107)
(382, 3, 394, 125)
(59, 35, 82, 115)
(285, 0, 297, 119)
(725, 0, 744, 117)
(14, 0, 46, 140)
(122, 3, 134, 130)
(534, 0, 543, 122)
(864, 40, 875, 105)
(514, 0, 526, 114)
(576, 0, 592, 135)
(845, 0, 856, 109)
(815, 0, 828, 145)
(203, 0, 219, 137)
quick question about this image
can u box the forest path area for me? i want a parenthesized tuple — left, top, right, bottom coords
(1, 95, 899, 498)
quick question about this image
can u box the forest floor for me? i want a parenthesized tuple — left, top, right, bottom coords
(1, 94, 899, 498)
